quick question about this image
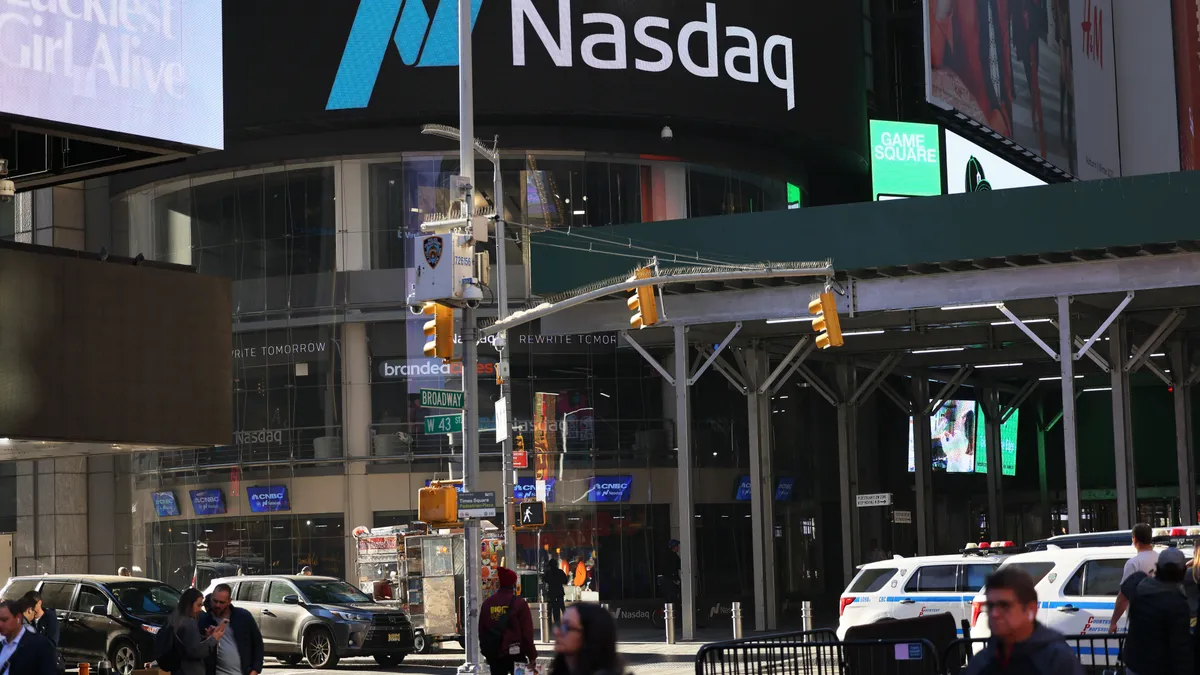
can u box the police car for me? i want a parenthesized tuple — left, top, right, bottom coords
(969, 527, 1200, 643)
(836, 541, 1020, 640)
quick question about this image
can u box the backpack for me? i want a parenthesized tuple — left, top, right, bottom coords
(153, 621, 183, 671)
(480, 597, 518, 660)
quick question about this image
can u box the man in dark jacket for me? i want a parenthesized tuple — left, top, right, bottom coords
(20, 591, 60, 649)
(1120, 547, 1193, 675)
(964, 567, 1083, 675)
(479, 568, 536, 675)
(543, 556, 569, 626)
(199, 583, 264, 675)
(0, 599, 58, 675)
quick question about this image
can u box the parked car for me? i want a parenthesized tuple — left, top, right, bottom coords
(0, 574, 180, 675)
(192, 561, 241, 591)
(202, 574, 414, 669)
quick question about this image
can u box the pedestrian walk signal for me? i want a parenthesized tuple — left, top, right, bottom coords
(518, 501, 546, 528)
(809, 291, 844, 349)
(627, 267, 659, 329)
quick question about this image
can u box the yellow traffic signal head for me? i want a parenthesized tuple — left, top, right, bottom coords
(808, 291, 844, 349)
(627, 267, 659, 329)
(422, 302, 455, 360)
(418, 484, 459, 525)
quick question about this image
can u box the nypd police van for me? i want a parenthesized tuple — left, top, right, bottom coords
(970, 527, 1199, 642)
(836, 541, 1020, 639)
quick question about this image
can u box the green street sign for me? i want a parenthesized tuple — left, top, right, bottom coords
(869, 120, 943, 201)
(420, 388, 465, 409)
(424, 414, 463, 434)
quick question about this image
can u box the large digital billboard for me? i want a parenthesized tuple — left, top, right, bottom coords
(944, 129, 1047, 193)
(923, 0, 1119, 179)
(870, 120, 943, 200)
(907, 400, 1018, 476)
(0, 0, 224, 149)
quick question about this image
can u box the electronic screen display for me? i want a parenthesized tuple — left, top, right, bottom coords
(246, 485, 290, 512)
(152, 491, 179, 517)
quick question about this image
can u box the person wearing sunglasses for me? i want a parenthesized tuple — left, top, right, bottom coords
(964, 567, 1082, 675)
(547, 603, 622, 675)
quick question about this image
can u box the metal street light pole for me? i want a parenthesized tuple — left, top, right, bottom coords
(457, 0, 481, 670)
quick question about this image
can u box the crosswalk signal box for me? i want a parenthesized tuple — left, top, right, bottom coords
(518, 501, 546, 528)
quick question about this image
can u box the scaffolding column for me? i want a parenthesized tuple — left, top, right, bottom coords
(1037, 402, 1051, 537)
(750, 346, 778, 629)
(984, 390, 1003, 540)
(911, 377, 934, 555)
(1057, 296, 1082, 534)
(1172, 340, 1196, 524)
(1109, 319, 1137, 529)
(673, 325, 697, 641)
(836, 364, 860, 584)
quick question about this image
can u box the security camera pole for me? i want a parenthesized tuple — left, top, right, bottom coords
(457, 0, 482, 670)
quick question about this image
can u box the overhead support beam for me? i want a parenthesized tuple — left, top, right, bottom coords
(877, 379, 913, 416)
(1003, 381, 1040, 423)
(1074, 336, 1111, 373)
(688, 322, 742, 386)
(760, 336, 815, 395)
(1076, 291, 1134, 360)
(696, 345, 747, 392)
(798, 363, 840, 407)
(928, 365, 975, 415)
(1126, 309, 1186, 373)
(997, 304, 1060, 360)
(849, 353, 901, 406)
(622, 331, 675, 385)
(1057, 296, 1082, 534)
(1188, 365, 1200, 388)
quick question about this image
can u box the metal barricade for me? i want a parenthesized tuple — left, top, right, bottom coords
(943, 634, 1127, 675)
(696, 637, 940, 675)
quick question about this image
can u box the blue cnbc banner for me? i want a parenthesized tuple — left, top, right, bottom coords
(189, 489, 226, 516)
(247, 486, 290, 513)
(152, 491, 180, 517)
(587, 475, 633, 502)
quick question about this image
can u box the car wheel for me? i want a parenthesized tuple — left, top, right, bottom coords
(110, 640, 139, 675)
(413, 631, 431, 654)
(374, 654, 407, 667)
(304, 627, 340, 669)
(278, 654, 304, 665)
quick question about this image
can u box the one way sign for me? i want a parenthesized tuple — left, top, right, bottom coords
(518, 501, 546, 528)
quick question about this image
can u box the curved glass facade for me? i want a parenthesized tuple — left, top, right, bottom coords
(110, 152, 822, 613)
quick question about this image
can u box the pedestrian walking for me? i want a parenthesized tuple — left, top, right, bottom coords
(547, 603, 623, 675)
(19, 591, 59, 649)
(0, 599, 58, 675)
(479, 567, 536, 675)
(1118, 547, 1192, 675)
(963, 567, 1083, 675)
(543, 556, 569, 626)
(169, 588, 223, 675)
(1109, 522, 1158, 632)
(199, 582, 265, 675)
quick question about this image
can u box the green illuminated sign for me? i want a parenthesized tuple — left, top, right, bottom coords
(869, 120, 943, 200)
(787, 183, 802, 209)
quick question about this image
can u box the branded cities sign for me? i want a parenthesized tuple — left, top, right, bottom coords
(329, 0, 796, 111)
(869, 120, 942, 200)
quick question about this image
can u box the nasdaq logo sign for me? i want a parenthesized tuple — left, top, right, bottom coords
(327, 0, 485, 110)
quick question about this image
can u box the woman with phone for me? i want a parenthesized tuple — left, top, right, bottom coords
(170, 588, 223, 675)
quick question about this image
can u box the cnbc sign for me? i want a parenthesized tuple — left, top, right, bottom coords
(328, 0, 797, 111)
(869, 120, 943, 201)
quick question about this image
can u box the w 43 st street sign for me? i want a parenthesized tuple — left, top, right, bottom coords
(424, 414, 463, 434)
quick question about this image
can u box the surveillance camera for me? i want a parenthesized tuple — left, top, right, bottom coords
(0, 179, 14, 203)
(493, 333, 508, 352)
(660, 126, 673, 142)
(463, 283, 484, 309)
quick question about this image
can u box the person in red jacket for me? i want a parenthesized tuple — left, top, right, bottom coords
(479, 567, 537, 675)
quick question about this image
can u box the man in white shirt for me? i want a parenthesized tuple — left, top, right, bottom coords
(1110, 523, 1158, 633)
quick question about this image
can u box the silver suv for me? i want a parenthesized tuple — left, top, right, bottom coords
(203, 575, 414, 669)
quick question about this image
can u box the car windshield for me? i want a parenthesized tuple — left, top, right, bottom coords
(296, 580, 373, 605)
(105, 582, 181, 619)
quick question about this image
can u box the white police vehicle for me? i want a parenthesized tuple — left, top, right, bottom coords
(837, 541, 1020, 640)
(970, 527, 1199, 644)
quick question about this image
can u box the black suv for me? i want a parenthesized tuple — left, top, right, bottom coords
(1, 575, 181, 675)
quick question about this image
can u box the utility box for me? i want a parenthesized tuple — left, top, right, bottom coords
(410, 233, 475, 304)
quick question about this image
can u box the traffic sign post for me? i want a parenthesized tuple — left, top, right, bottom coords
(421, 388, 465, 409)
(855, 492, 893, 508)
(424, 414, 464, 434)
(458, 491, 497, 519)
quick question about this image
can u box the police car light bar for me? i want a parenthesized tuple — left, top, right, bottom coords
(1152, 526, 1200, 539)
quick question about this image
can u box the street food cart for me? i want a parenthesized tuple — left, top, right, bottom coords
(353, 523, 505, 653)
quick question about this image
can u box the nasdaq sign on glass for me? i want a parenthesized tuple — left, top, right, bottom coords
(327, 0, 484, 109)
(328, 0, 797, 111)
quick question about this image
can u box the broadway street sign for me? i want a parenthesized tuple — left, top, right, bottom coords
(420, 388, 465, 409)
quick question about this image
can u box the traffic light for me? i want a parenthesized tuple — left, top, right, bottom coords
(518, 501, 546, 528)
(627, 267, 659, 329)
(422, 302, 454, 360)
(808, 291, 844, 349)
(418, 483, 459, 525)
